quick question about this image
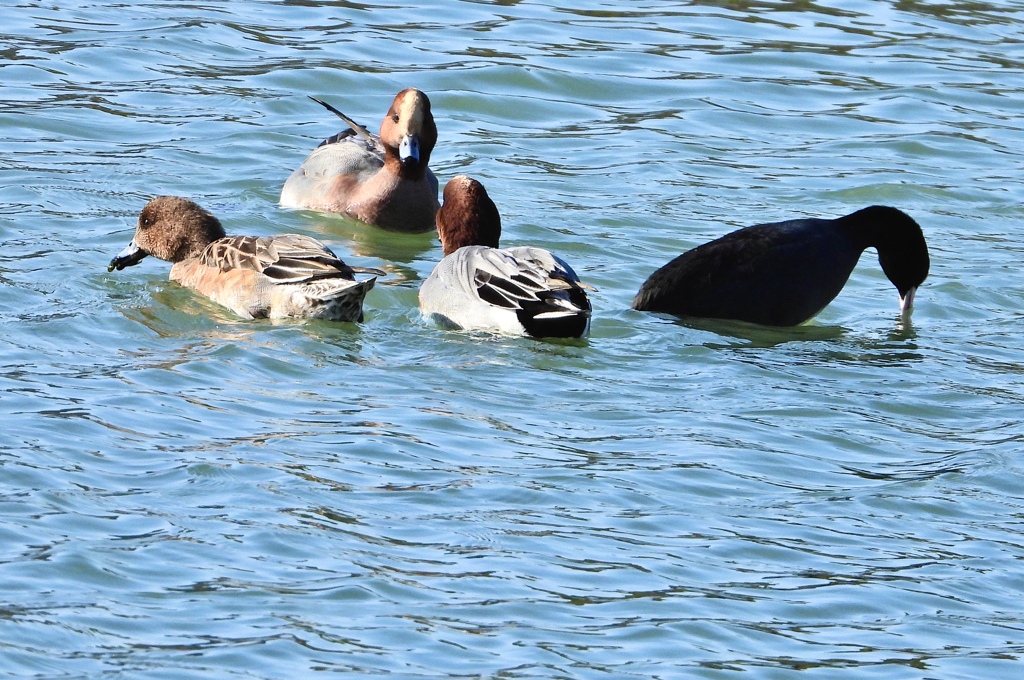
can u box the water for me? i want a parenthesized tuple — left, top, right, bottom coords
(2, 0, 1024, 677)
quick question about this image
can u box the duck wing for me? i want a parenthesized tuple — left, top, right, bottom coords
(200, 234, 357, 283)
(422, 246, 589, 338)
(309, 96, 379, 147)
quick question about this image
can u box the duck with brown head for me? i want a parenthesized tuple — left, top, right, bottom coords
(280, 88, 440, 233)
(109, 196, 379, 322)
(419, 176, 592, 338)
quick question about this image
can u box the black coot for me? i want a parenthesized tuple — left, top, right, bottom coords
(632, 205, 929, 326)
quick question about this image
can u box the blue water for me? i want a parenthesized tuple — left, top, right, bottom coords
(3, 1, 1024, 677)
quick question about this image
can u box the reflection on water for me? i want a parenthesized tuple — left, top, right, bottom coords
(676, 315, 851, 348)
(300, 212, 436, 266)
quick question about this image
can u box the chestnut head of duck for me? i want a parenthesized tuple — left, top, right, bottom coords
(436, 175, 502, 256)
(380, 88, 437, 181)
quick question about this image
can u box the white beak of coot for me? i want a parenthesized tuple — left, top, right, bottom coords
(899, 286, 917, 318)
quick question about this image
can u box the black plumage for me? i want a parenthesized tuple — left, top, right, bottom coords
(633, 206, 929, 326)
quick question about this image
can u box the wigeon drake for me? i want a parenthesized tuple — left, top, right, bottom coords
(108, 196, 378, 322)
(419, 176, 592, 338)
(632, 205, 930, 326)
(280, 89, 440, 233)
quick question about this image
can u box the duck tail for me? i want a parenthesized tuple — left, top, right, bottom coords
(516, 284, 591, 338)
(305, 276, 376, 322)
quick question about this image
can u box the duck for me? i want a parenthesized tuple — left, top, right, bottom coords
(632, 205, 929, 326)
(108, 196, 378, 322)
(280, 89, 440, 233)
(419, 176, 592, 338)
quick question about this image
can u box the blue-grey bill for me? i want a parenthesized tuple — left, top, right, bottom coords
(399, 134, 420, 163)
(108, 240, 147, 271)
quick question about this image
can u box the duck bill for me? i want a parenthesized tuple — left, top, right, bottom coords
(398, 134, 420, 165)
(108, 239, 148, 272)
(899, 286, 917, 317)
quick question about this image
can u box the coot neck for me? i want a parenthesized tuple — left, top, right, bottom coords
(836, 205, 911, 254)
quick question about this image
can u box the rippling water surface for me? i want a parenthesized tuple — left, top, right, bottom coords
(3, 1, 1024, 677)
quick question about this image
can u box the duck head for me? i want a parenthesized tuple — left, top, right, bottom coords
(108, 196, 226, 270)
(436, 176, 502, 256)
(379, 88, 437, 180)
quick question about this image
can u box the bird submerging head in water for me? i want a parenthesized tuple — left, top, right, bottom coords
(632, 205, 930, 326)
(108, 196, 379, 322)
